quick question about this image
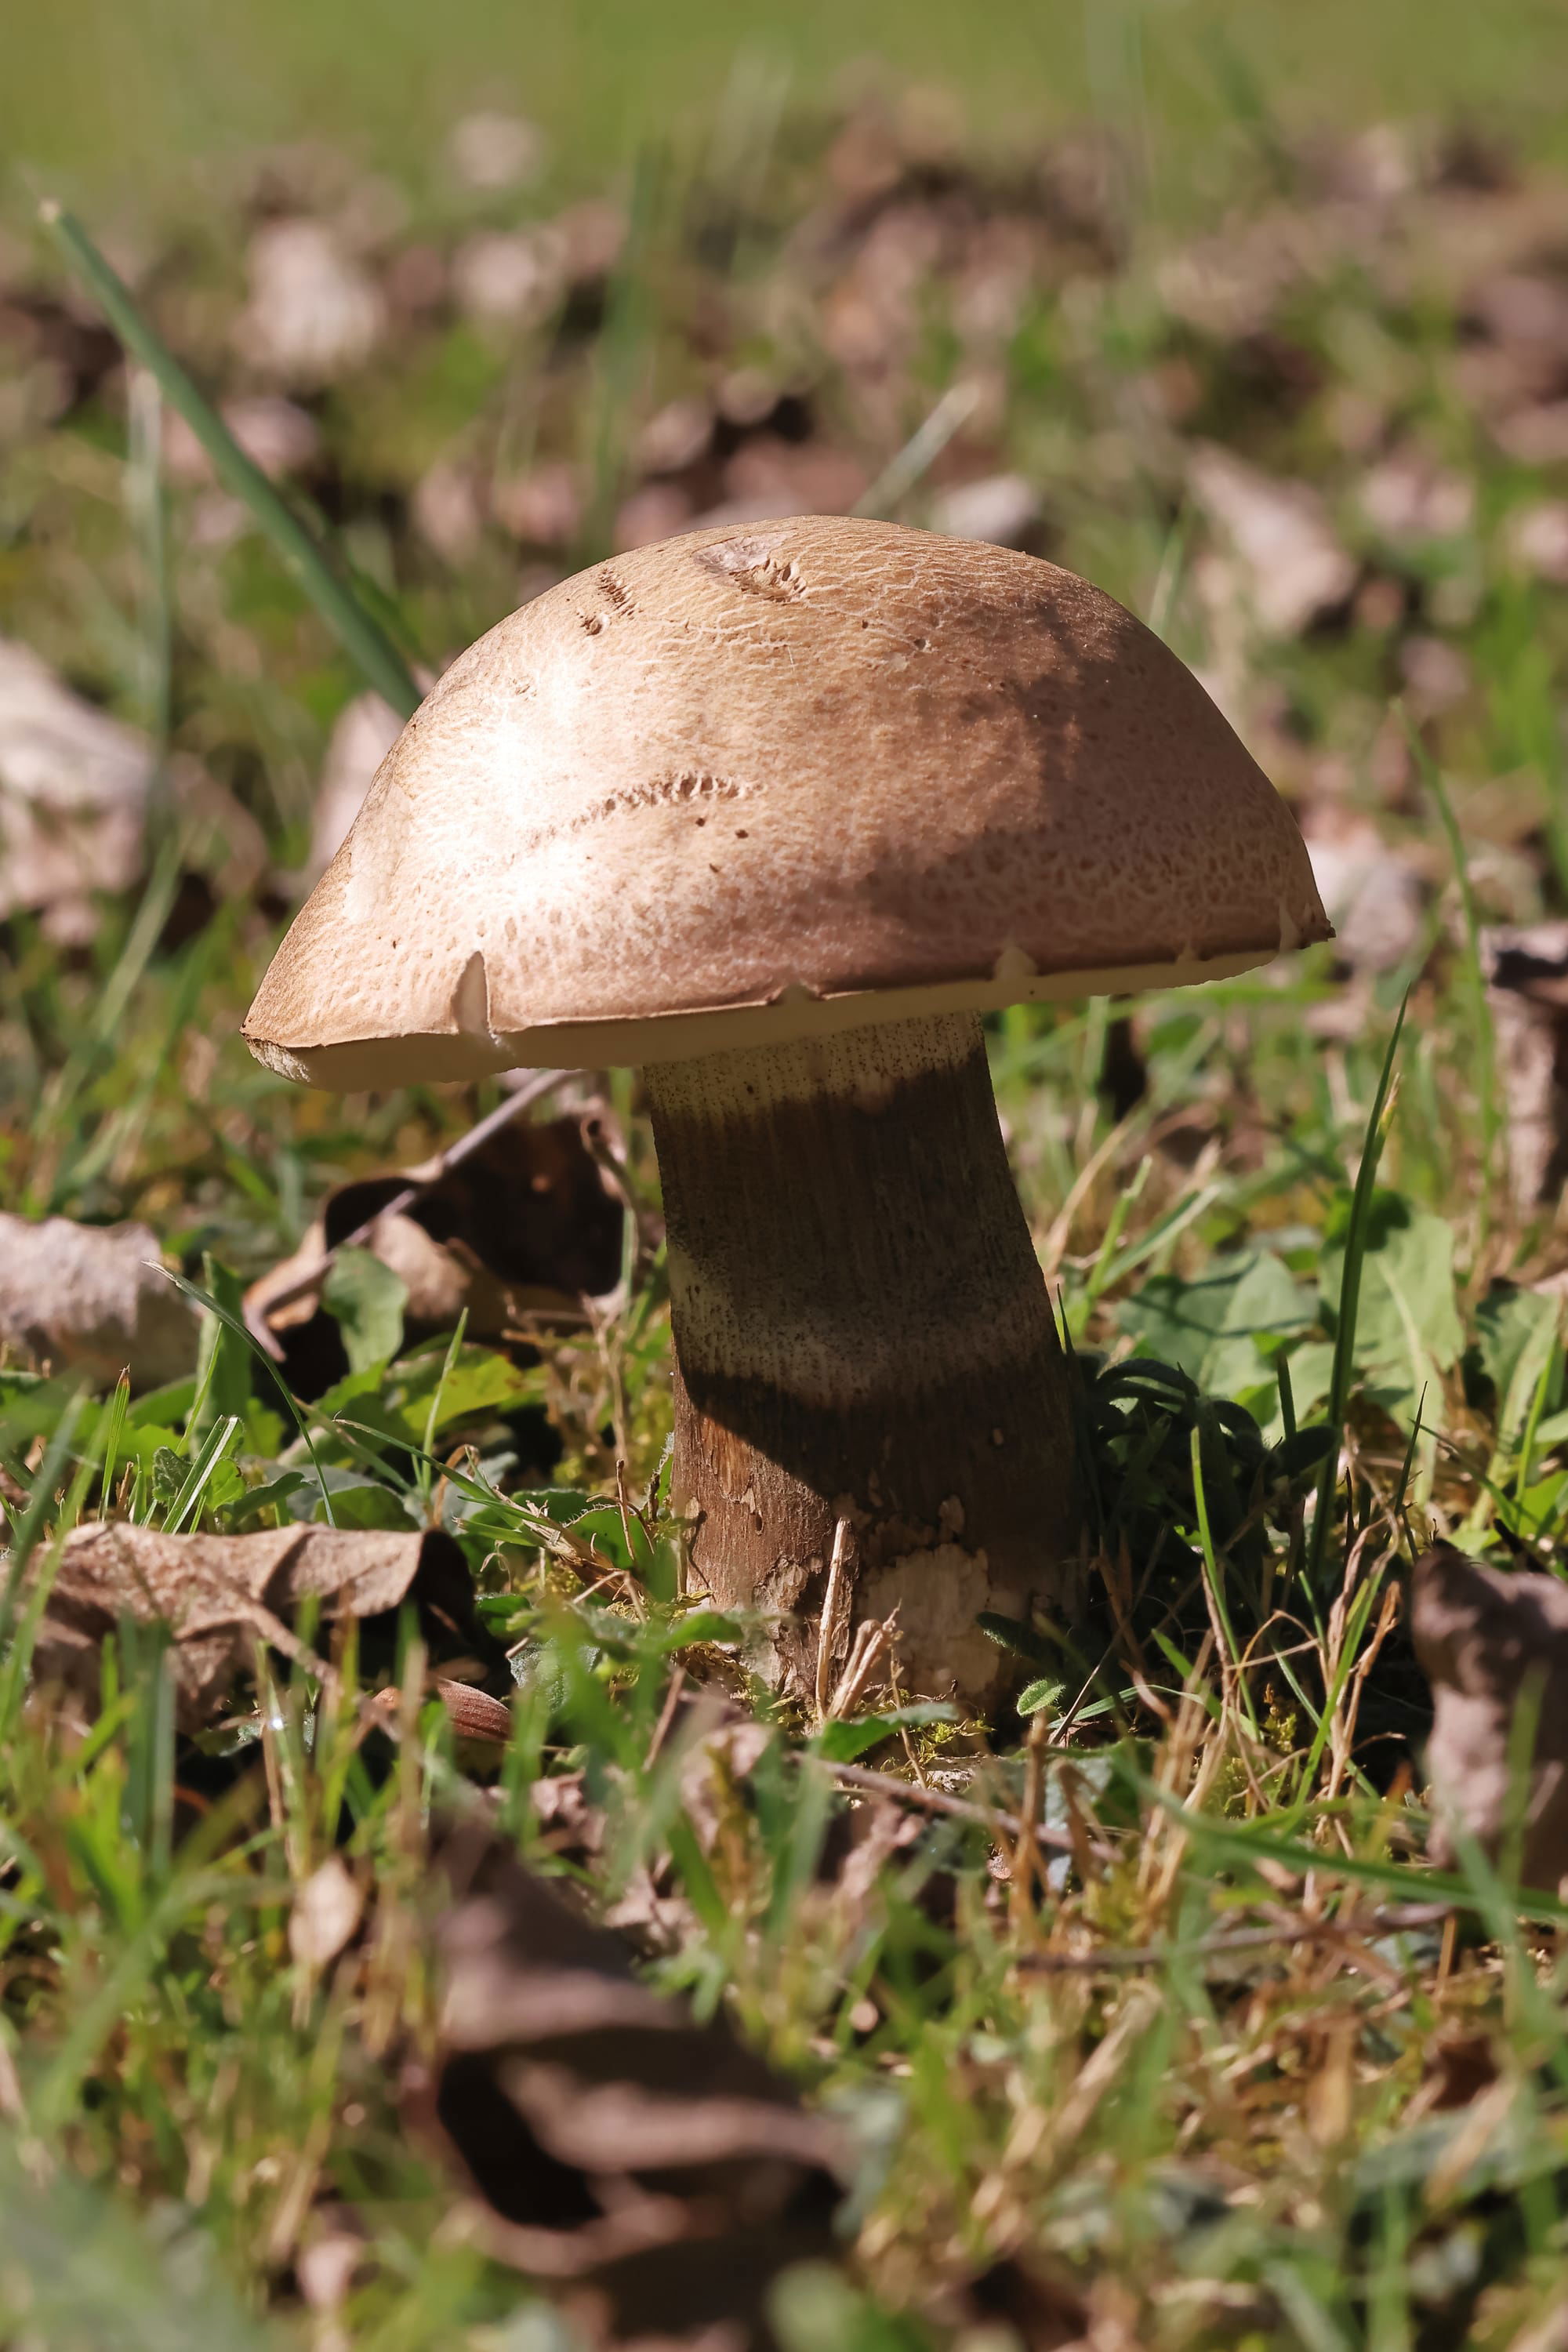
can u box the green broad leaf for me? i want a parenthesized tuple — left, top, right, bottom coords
(127, 1377, 196, 1428)
(199, 1457, 249, 1518)
(321, 1248, 407, 1374)
(815, 1703, 956, 1763)
(1319, 1188, 1463, 1415)
(287, 1466, 417, 1530)
(150, 1446, 185, 1505)
(189, 1254, 252, 1442)
(314, 1365, 390, 1420)
(1119, 1247, 1315, 1401)
(384, 1343, 535, 1439)
(216, 1469, 309, 1530)
(1269, 1424, 1335, 1481)
(474, 1592, 535, 1633)
(1515, 1467, 1568, 1529)
(1473, 1283, 1561, 1450)
(657, 1609, 745, 1651)
(976, 1611, 1051, 1661)
(242, 1403, 288, 1457)
(94, 1421, 184, 1470)
(0, 1374, 82, 1454)
(1278, 1340, 1337, 1423)
(1018, 1675, 1068, 1717)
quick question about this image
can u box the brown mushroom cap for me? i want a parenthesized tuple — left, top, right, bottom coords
(245, 516, 1330, 1088)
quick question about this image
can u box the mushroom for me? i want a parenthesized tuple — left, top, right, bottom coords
(245, 517, 1329, 1706)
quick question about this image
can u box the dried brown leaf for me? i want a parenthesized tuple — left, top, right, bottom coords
(234, 218, 387, 387)
(289, 1854, 365, 1969)
(371, 1678, 513, 1747)
(305, 691, 404, 882)
(1188, 445, 1357, 637)
(413, 1823, 844, 2349)
(245, 1108, 627, 1392)
(33, 1522, 500, 1727)
(1481, 924, 1568, 1204)
(1304, 815, 1425, 975)
(1410, 1542, 1568, 1892)
(0, 640, 266, 934)
(0, 1214, 198, 1388)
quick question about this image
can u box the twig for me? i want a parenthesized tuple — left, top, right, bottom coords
(821, 1757, 1080, 1857)
(828, 1610, 896, 1720)
(1014, 1901, 1452, 1973)
(1010, 1710, 1050, 1934)
(245, 1066, 586, 1350)
(644, 1664, 688, 1767)
(814, 1516, 855, 1723)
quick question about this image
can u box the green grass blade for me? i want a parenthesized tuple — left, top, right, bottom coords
(1306, 993, 1408, 1592)
(163, 1414, 242, 1532)
(1188, 1422, 1261, 1737)
(165, 1272, 337, 1527)
(1404, 706, 1499, 1223)
(39, 201, 421, 720)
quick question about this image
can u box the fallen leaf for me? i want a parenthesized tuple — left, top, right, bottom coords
(413, 1822, 844, 2349)
(410, 457, 487, 566)
(306, 691, 404, 881)
(0, 640, 262, 933)
(234, 219, 387, 387)
(32, 1522, 502, 1728)
(927, 472, 1041, 547)
(163, 394, 321, 486)
(446, 111, 545, 195)
(0, 1214, 198, 1388)
(1398, 634, 1472, 716)
(371, 1678, 513, 1747)
(1304, 815, 1425, 973)
(1357, 448, 1475, 543)
(0, 639, 147, 919)
(451, 229, 565, 332)
(1410, 1542, 1568, 1893)
(493, 462, 583, 549)
(1504, 499, 1568, 584)
(289, 1854, 365, 1969)
(245, 1104, 628, 1392)
(1481, 923, 1568, 1204)
(294, 2218, 365, 2317)
(1492, 403, 1568, 466)
(1189, 445, 1357, 637)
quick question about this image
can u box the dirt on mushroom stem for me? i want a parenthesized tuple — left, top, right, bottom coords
(644, 1007, 1083, 1708)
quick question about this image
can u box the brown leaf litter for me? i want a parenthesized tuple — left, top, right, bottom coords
(1481, 923, 1568, 1205)
(303, 690, 405, 880)
(31, 1522, 503, 1729)
(245, 1095, 629, 1391)
(1410, 1541, 1568, 1894)
(411, 1821, 844, 2350)
(233, 217, 387, 387)
(1187, 444, 1357, 639)
(0, 1212, 199, 1388)
(0, 637, 264, 938)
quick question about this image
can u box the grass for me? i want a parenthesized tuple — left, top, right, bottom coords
(7, 45, 1568, 2352)
(8, 0, 1568, 220)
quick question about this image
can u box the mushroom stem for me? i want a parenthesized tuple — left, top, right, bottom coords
(644, 1011, 1081, 1706)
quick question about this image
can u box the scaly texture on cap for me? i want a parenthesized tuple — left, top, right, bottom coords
(245, 516, 1331, 1087)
